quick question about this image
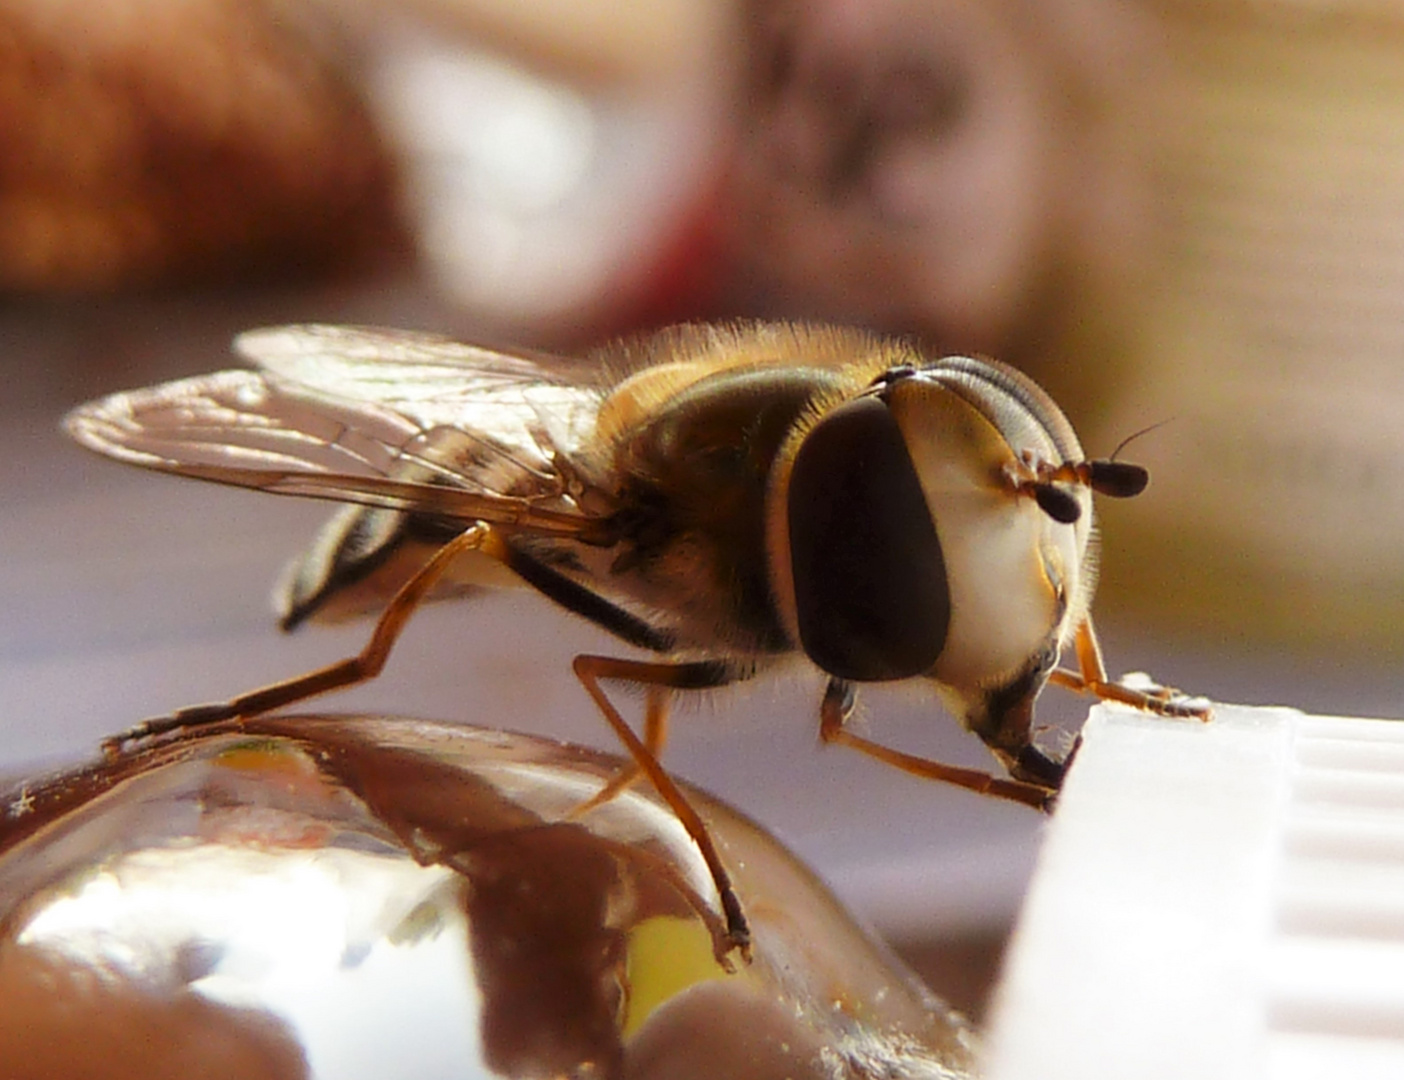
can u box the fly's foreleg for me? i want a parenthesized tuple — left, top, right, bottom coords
(818, 678, 1059, 812)
(1046, 616, 1210, 720)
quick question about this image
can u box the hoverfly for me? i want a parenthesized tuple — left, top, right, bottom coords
(65, 322, 1206, 956)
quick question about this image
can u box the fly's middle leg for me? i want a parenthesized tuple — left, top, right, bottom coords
(572, 654, 751, 963)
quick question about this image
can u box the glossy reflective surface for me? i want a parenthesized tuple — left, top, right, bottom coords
(0, 717, 976, 1079)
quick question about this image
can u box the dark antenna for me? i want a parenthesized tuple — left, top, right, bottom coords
(1022, 418, 1173, 520)
(1108, 417, 1176, 463)
(1086, 418, 1175, 499)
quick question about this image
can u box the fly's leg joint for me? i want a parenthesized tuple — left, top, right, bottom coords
(567, 686, 670, 819)
(818, 678, 858, 743)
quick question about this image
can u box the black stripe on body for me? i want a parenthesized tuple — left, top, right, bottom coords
(501, 541, 677, 654)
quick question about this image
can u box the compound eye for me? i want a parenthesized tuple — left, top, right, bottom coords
(786, 396, 950, 681)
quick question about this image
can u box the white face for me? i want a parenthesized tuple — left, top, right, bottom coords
(885, 369, 1088, 695)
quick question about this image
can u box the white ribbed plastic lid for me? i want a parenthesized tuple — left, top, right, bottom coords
(985, 702, 1404, 1080)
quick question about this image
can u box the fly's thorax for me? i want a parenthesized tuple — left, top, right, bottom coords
(592, 359, 725, 449)
(590, 322, 885, 452)
(595, 360, 850, 656)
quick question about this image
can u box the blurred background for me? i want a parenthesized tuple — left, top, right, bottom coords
(6, 0, 1404, 1021)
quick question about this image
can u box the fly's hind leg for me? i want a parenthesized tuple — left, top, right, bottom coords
(568, 684, 670, 818)
(818, 678, 1059, 812)
(466, 539, 752, 960)
(1046, 616, 1210, 720)
(103, 523, 497, 756)
(572, 654, 752, 962)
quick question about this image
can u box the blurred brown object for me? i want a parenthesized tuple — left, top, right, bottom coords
(385, 0, 730, 91)
(0, 948, 308, 1080)
(0, 0, 405, 292)
(1090, 2, 1404, 651)
(723, 0, 1404, 656)
(727, 0, 1157, 366)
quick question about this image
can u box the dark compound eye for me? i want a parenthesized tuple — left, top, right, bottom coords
(786, 395, 949, 682)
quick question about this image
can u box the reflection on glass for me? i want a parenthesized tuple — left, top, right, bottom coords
(0, 716, 976, 1079)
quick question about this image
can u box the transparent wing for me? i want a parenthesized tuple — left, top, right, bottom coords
(64, 341, 608, 539)
(235, 325, 606, 498)
(234, 324, 597, 435)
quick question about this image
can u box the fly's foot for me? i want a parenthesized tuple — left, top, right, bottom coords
(100, 701, 243, 759)
(1116, 672, 1213, 721)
